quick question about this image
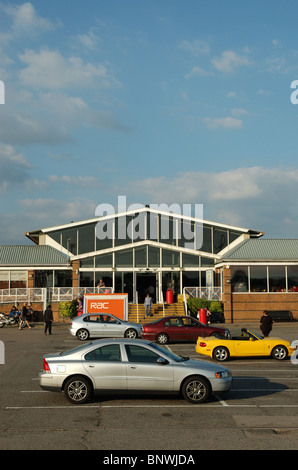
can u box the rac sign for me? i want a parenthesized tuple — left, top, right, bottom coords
(84, 293, 128, 320)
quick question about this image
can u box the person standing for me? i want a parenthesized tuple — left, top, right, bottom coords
(44, 304, 53, 335)
(259, 310, 273, 337)
(144, 293, 153, 317)
(19, 302, 31, 330)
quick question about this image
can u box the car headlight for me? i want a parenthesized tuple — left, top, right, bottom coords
(224, 329, 230, 338)
(215, 370, 231, 379)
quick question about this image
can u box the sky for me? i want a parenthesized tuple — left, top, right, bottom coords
(1, 0, 298, 244)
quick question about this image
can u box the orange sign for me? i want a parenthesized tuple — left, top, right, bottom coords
(83, 293, 128, 320)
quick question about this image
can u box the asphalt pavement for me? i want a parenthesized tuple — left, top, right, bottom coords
(0, 320, 298, 452)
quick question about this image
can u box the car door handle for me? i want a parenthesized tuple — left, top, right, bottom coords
(130, 366, 137, 369)
(88, 365, 95, 368)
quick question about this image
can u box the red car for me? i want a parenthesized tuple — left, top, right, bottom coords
(141, 315, 230, 344)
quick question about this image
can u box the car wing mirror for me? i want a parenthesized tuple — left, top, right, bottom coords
(157, 357, 169, 365)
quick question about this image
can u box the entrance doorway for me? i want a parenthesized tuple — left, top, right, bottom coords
(136, 272, 158, 303)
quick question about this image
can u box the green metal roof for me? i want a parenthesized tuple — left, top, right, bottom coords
(0, 245, 70, 266)
(221, 239, 298, 261)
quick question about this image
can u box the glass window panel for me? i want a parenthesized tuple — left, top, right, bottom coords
(148, 246, 160, 267)
(162, 249, 180, 267)
(54, 270, 72, 287)
(115, 272, 133, 301)
(60, 227, 77, 254)
(162, 272, 180, 302)
(10, 270, 27, 288)
(114, 216, 133, 246)
(95, 272, 112, 289)
(182, 271, 200, 288)
(80, 271, 94, 287)
(78, 224, 95, 254)
(135, 247, 147, 267)
(269, 266, 286, 292)
(115, 249, 133, 267)
(229, 230, 242, 244)
(178, 220, 195, 249)
(47, 230, 61, 244)
(288, 266, 298, 291)
(80, 257, 94, 268)
(96, 219, 113, 250)
(201, 257, 214, 267)
(250, 266, 267, 292)
(231, 266, 248, 292)
(129, 213, 146, 242)
(182, 253, 199, 267)
(34, 270, 53, 288)
(95, 253, 113, 268)
(213, 228, 228, 254)
(201, 226, 212, 253)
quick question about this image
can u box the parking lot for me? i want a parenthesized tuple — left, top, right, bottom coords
(1, 321, 298, 451)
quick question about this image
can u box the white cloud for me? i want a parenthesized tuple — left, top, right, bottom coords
(3, 2, 57, 35)
(18, 48, 122, 90)
(203, 116, 243, 129)
(184, 66, 212, 79)
(179, 39, 210, 55)
(212, 50, 252, 73)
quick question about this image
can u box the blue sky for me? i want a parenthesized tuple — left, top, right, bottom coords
(1, 0, 298, 244)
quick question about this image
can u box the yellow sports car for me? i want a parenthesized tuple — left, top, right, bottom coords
(196, 328, 296, 361)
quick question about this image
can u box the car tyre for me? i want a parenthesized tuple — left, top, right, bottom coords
(64, 375, 92, 404)
(182, 376, 211, 404)
(213, 346, 229, 362)
(271, 345, 288, 360)
(156, 332, 169, 344)
(76, 328, 89, 341)
(125, 328, 138, 339)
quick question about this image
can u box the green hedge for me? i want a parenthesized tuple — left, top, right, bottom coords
(187, 298, 224, 318)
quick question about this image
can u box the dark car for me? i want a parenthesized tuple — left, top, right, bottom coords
(141, 315, 230, 344)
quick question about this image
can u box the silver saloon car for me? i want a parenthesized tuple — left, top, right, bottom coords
(69, 313, 143, 341)
(40, 338, 232, 404)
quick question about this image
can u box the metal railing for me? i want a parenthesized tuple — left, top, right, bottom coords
(0, 287, 113, 304)
(0, 288, 45, 304)
(183, 287, 222, 301)
(48, 287, 113, 302)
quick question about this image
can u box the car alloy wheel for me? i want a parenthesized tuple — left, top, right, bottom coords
(64, 376, 91, 404)
(272, 345, 288, 360)
(76, 329, 89, 341)
(156, 332, 169, 344)
(213, 346, 229, 361)
(182, 376, 211, 404)
(125, 328, 137, 339)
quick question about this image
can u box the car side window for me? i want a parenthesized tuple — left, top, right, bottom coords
(85, 344, 121, 362)
(125, 345, 160, 364)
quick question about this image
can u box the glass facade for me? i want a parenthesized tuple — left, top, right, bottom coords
(231, 265, 298, 293)
(42, 210, 250, 302)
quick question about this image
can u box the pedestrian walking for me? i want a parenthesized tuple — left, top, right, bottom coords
(19, 302, 31, 330)
(259, 310, 273, 337)
(44, 304, 53, 335)
(144, 293, 153, 317)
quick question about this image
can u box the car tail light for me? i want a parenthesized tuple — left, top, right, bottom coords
(43, 358, 51, 372)
(199, 342, 207, 347)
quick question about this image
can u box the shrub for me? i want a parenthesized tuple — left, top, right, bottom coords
(58, 299, 78, 318)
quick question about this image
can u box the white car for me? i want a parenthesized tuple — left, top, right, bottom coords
(69, 313, 143, 341)
(40, 338, 232, 404)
